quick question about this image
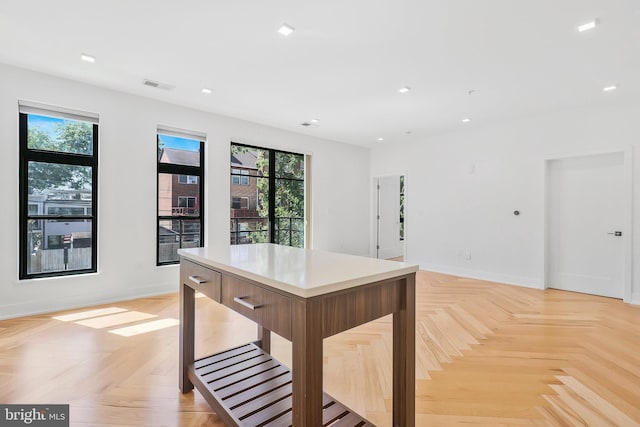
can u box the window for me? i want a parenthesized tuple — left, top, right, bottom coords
(47, 207, 86, 216)
(178, 175, 198, 184)
(231, 169, 240, 185)
(47, 235, 65, 249)
(230, 143, 305, 248)
(157, 127, 205, 265)
(178, 196, 197, 209)
(231, 197, 249, 209)
(19, 103, 98, 279)
(231, 169, 249, 185)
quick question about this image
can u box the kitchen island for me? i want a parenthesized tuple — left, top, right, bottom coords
(178, 244, 417, 426)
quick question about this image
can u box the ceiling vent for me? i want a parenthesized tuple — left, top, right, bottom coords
(143, 79, 175, 91)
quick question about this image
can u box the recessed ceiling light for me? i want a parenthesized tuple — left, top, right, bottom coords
(603, 85, 617, 92)
(377, 137, 384, 142)
(398, 86, 411, 94)
(310, 118, 319, 123)
(462, 118, 472, 123)
(278, 24, 295, 36)
(578, 19, 599, 32)
(201, 88, 212, 94)
(404, 131, 413, 135)
(80, 53, 95, 63)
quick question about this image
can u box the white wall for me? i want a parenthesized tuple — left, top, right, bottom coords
(0, 63, 370, 319)
(371, 101, 640, 304)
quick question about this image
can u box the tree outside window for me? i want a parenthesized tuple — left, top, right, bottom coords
(20, 111, 98, 279)
(230, 144, 305, 247)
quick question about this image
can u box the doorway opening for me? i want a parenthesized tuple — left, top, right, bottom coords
(374, 174, 405, 261)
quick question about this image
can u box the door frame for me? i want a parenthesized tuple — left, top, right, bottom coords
(543, 147, 633, 302)
(371, 172, 407, 259)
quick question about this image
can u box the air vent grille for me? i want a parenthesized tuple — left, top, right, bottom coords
(143, 79, 175, 91)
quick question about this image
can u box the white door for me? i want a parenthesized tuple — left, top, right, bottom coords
(548, 153, 624, 298)
(377, 176, 402, 259)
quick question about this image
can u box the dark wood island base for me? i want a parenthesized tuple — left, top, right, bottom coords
(179, 244, 417, 427)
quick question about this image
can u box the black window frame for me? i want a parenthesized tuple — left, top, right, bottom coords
(19, 112, 99, 279)
(230, 142, 305, 247)
(156, 134, 205, 266)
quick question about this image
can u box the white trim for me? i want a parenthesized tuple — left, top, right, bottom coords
(304, 154, 312, 249)
(371, 172, 408, 260)
(624, 146, 633, 303)
(0, 282, 177, 320)
(19, 100, 99, 124)
(543, 148, 629, 161)
(543, 148, 633, 303)
(421, 263, 543, 290)
(157, 124, 206, 141)
(370, 177, 378, 258)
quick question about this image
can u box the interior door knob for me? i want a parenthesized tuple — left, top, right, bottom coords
(607, 231, 623, 236)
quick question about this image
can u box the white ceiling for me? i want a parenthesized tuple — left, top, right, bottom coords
(1, 0, 639, 147)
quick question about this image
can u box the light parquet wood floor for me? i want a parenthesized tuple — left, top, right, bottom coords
(1, 271, 639, 426)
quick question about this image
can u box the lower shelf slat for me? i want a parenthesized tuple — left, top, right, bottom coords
(189, 343, 373, 427)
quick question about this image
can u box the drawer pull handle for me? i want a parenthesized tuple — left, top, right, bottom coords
(233, 296, 263, 310)
(188, 275, 207, 285)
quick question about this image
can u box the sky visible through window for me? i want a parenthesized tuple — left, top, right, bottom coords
(158, 134, 200, 151)
(27, 114, 94, 192)
(28, 114, 80, 137)
(30, 118, 199, 151)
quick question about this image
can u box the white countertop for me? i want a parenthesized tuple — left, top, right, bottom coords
(178, 244, 418, 298)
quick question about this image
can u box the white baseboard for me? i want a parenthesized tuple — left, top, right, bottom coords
(0, 282, 178, 320)
(631, 292, 640, 306)
(420, 262, 544, 290)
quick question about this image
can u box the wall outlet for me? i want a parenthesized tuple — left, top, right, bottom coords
(464, 250, 471, 260)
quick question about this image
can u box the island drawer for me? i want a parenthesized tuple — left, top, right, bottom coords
(181, 260, 221, 302)
(221, 276, 292, 340)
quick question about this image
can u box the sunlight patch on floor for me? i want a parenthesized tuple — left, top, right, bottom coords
(52, 306, 179, 337)
(52, 307, 127, 322)
(75, 311, 157, 329)
(109, 318, 180, 337)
